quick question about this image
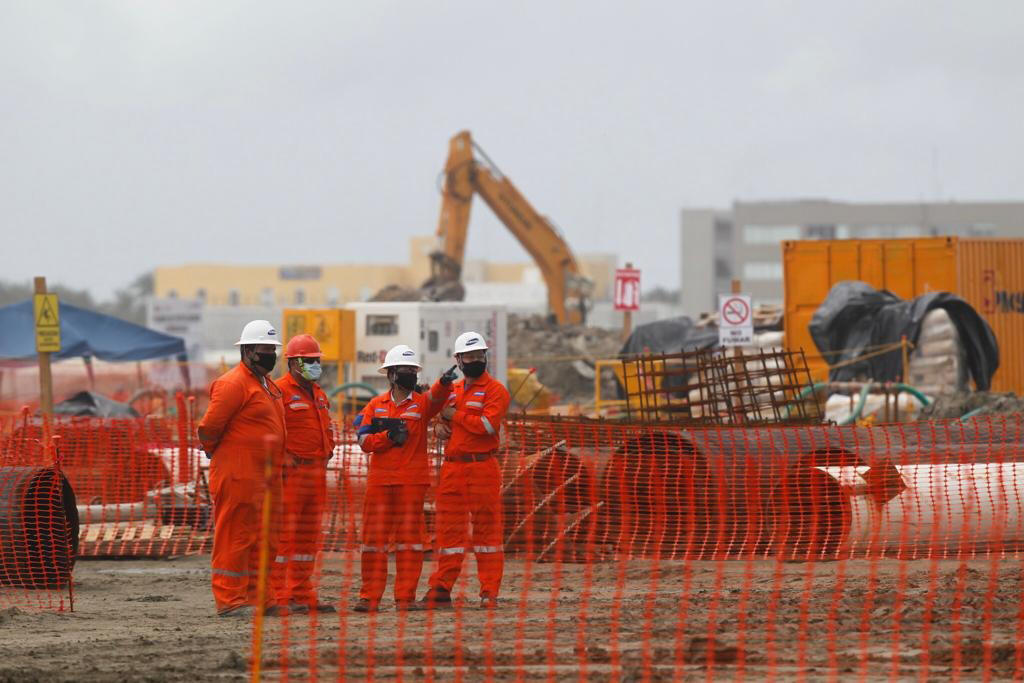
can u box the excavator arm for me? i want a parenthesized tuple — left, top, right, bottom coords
(425, 131, 592, 324)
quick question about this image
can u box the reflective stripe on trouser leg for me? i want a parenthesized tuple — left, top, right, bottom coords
(210, 477, 257, 612)
(359, 483, 394, 602)
(278, 462, 327, 604)
(211, 471, 283, 611)
(393, 483, 429, 603)
(209, 475, 280, 614)
(469, 457, 503, 597)
(429, 463, 471, 592)
(252, 480, 284, 610)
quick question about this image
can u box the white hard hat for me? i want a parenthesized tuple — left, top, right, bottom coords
(234, 319, 283, 346)
(453, 331, 488, 355)
(378, 344, 422, 374)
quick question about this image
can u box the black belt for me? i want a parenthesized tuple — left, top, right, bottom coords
(445, 453, 496, 463)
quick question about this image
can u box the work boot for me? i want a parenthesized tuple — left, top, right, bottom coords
(479, 592, 498, 610)
(353, 598, 379, 613)
(303, 602, 337, 614)
(263, 605, 284, 617)
(417, 586, 453, 610)
(217, 605, 255, 618)
(395, 600, 426, 612)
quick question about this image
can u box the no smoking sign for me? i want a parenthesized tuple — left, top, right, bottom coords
(718, 294, 753, 347)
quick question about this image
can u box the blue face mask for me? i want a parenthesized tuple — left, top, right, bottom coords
(299, 360, 322, 382)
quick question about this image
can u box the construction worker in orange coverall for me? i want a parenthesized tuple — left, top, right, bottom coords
(353, 344, 453, 612)
(420, 331, 510, 610)
(197, 319, 286, 618)
(273, 334, 337, 614)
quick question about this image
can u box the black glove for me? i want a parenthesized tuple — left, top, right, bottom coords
(440, 364, 459, 386)
(387, 422, 409, 446)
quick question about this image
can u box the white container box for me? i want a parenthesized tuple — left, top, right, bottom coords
(344, 302, 508, 390)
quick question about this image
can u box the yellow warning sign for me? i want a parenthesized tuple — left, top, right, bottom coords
(282, 308, 355, 362)
(34, 293, 61, 353)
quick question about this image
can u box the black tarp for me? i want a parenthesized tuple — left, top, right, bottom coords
(619, 316, 720, 356)
(52, 391, 139, 418)
(808, 281, 999, 389)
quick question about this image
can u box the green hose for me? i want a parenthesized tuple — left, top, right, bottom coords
(780, 382, 829, 420)
(890, 383, 930, 408)
(783, 380, 930, 423)
(838, 382, 930, 425)
(838, 384, 873, 426)
(960, 406, 987, 422)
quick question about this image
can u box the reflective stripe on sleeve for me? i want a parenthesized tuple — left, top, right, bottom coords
(273, 555, 288, 564)
(466, 400, 484, 408)
(361, 545, 387, 553)
(292, 554, 315, 562)
(439, 546, 465, 555)
(481, 416, 496, 435)
(473, 545, 502, 553)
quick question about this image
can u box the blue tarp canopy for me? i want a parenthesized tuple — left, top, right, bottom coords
(0, 299, 186, 362)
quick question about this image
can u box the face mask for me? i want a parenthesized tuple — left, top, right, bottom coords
(461, 360, 486, 378)
(393, 372, 418, 391)
(250, 350, 277, 373)
(300, 360, 322, 382)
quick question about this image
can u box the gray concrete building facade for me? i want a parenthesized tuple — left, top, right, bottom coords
(681, 200, 1024, 316)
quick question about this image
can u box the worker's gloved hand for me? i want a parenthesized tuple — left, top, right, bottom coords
(440, 365, 459, 386)
(387, 422, 409, 446)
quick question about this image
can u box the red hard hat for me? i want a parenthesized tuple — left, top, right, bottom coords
(285, 334, 324, 358)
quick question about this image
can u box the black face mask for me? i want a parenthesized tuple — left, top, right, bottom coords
(461, 360, 486, 378)
(393, 372, 418, 391)
(250, 350, 277, 373)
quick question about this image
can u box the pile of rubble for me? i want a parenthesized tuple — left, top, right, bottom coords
(919, 392, 1024, 420)
(507, 314, 623, 403)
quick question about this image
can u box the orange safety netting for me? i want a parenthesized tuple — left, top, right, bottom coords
(0, 413, 76, 611)
(246, 414, 1024, 680)
(5, 406, 1024, 676)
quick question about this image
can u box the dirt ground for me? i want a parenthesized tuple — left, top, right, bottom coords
(1, 553, 1022, 681)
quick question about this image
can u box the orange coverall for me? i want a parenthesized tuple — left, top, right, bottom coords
(198, 363, 286, 613)
(428, 371, 510, 597)
(357, 380, 449, 604)
(273, 372, 336, 606)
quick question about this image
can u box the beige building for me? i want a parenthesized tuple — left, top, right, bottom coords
(154, 236, 617, 307)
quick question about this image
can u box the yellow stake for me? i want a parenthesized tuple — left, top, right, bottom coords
(250, 436, 275, 682)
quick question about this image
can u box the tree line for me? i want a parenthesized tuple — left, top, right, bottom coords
(0, 273, 153, 325)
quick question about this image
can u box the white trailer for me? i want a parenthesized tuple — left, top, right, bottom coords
(344, 302, 508, 390)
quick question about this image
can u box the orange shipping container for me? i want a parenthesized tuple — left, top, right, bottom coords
(783, 237, 1024, 393)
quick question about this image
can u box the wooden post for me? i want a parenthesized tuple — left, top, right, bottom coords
(901, 335, 909, 385)
(35, 277, 54, 416)
(621, 262, 634, 343)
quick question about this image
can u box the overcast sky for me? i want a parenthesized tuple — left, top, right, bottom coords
(2, 1, 1022, 298)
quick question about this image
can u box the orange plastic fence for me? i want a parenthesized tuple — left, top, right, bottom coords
(249, 415, 1024, 680)
(0, 412, 76, 611)
(4, 408, 1024, 677)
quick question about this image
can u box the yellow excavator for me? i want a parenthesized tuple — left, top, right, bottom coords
(420, 131, 593, 325)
